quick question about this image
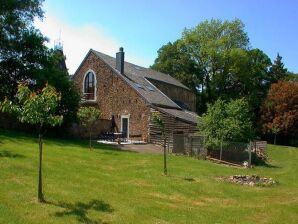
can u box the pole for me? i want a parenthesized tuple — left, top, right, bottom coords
(38, 133, 44, 202)
(220, 138, 223, 161)
(248, 141, 252, 168)
(164, 135, 167, 175)
(274, 134, 277, 145)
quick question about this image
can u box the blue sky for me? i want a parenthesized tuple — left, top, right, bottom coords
(36, 0, 298, 74)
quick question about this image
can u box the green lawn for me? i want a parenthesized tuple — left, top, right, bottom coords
(0, 129, 297, 224)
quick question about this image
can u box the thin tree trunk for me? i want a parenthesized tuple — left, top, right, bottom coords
(274, 134, 277, 145)
(219, 138, 223, 161)
(38, 131, 44, 202)
(89, 130, 92, 150)
(163, 135, 167, 176)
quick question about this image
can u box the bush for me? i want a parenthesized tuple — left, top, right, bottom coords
(199, 98, 254, 147)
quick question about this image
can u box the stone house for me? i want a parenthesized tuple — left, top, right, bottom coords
(73, 47, 198, 148)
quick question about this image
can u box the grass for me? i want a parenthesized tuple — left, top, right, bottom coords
(0, 129, 297, 224)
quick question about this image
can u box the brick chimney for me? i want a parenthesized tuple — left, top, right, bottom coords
(116, 47, 124, 74)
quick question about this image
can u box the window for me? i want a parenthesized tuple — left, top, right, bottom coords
(84, 71, 95, 100)
(145, 85, 155, 91)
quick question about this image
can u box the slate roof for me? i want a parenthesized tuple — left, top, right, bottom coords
(156, 107, 198, 124)
(85, 49, 198, 124)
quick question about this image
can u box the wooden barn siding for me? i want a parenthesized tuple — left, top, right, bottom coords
(148, 108, 198, 151)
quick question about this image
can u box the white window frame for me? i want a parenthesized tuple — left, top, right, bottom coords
(121, 114, 130, 139)
(82, 69, 97, 102)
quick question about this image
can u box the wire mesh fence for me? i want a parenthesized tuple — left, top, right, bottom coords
(172, 133, 267, 167)
(207, 141, 250, 165)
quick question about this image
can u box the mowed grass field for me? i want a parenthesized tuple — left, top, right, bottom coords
(0, 129, 297, 224)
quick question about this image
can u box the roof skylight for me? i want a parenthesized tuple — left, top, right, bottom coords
(134, 66, 143, 70)
(134, 83, 143, 89)
(146, 85, 155, 91)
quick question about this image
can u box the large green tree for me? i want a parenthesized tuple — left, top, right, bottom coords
(151, 40, 201, 93)
(181, 19, 249, 105)
(151, 19, 274, 116)
(0, 0, 47, 100)
(0, 84, 63, 202)
(0, 0, 80, 131)
(152, 19, 250, 113)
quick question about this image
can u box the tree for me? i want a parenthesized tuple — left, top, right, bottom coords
(285, 71, 298, 82)
(216, 48, 271, 113)
(152, 112, 167, 175)
(152, 19, 252, 113)
(269, 53, 287, 82)
(151, 19, 276, 134)
(151, 40, 201, 93)
(77, 107, 101, 150)
(0, 0, 47, 100)
(0, 1, 80, 133)
(33, 50, 81, 129)
(260, 81, 298, 143)
(199, 98, 253, 147)
(0, 83, 63, 202)
(151, 40, 204, 111)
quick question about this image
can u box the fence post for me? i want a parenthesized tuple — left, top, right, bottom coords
(220, 138, 223, 161)
(188, 135, 193, 157)
(248, 141, 252, 168)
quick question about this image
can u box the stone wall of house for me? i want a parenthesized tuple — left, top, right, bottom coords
(73, 52, 151, 141)
(147, 79, 196, 111)
(68, 119, 112, 139)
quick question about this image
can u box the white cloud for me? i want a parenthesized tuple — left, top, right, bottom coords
(35, 12, 152, 74)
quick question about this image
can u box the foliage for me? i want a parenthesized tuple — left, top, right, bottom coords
(77, 106, 101, 149)
(260, 80, 298, 137)
(152, 112, 165, 132)
(151, 40, 201, 93)
(0, 0, 80, 132)
(0, 0, 47, 100)
(269, 53, 288, 82)
(33, 50, 81, 127)
(0, 83, 63, 127)
(181, 18, 249, 107)
(0, 83, 62, 202)
(152, 111, 167, 175)
(0, 129, 298, 223)
(285, 71, 298, 82)
(199, 98, 253, 146)
(151, 19, 276, 115)
(77, 106, 101, 130)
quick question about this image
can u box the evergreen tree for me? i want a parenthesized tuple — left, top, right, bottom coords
(269, 53, 287, 82)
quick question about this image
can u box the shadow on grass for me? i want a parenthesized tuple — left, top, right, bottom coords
(47, 199, 113, 224)
(45, 138, 126, 153)
(92, 143, 138, 154)
(183, 177, 196, 182)
(0, 128, 137, 154)
(168, 175, 197, 182)
(259, 162, 281, 169)
(0, 150, 25, 158)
